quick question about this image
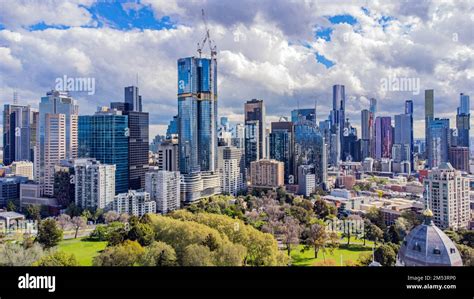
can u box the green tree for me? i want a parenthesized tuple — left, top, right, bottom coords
(459, 230, 474, 247)
(36, 218, 63, 248)
(25, 204, 41, 221)
(400, 210, 422, 229)
(65, 203, 81, 217)
(35, 251, 78, 266)
(201, 233, 219, 252)
(139, 241, 177, 266)
(181, 244, 214, 266)
(127, 222, 155, 246)
(366, 223, 384, 245)
(91, 208, 103, 224)
(0, 243, 44, 266)
(305, 221, 327, 259)
(374, 244, 397, 266)
(456, 244, 474, 266)
(365, 207, 385, 230)
(6, 200, 16, 212)
(93, 240, 144, 266)
(313, 198, 333, 219)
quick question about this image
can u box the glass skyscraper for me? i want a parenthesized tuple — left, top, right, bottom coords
(291, 108, 316, 124)
(456, 93, 470, 148)
(78, 108, 129, 194)
(269, 121, 294, 183)
(293, 121, 326, 186)
(178, 57, 218, 174)
(428, 118, 450, 168)
(375, 116, 393, 159)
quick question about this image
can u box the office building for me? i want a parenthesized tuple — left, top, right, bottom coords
(245, 99, 266, 160)
(124, 85, 142, 112)
(361, 109, 374, 159)
(375, 116, 393, 159)
(10, 161, 33, 180)
(330, 85, 345, 161)
(0, 176, 28, 207)
(79, 107, 129, 194)
(448, 147, 469, 172)
(74, 158, 116, 210)
(145, 170, 180, 214)
(456, 93, 470, 148)
(36, 90, 78, 195)
(269, 121, 294, 183)
(3, 104, 37, 165)
(425, 89, 434, 159)
(155, 139, 179, 172)
(423, 162, 470, 230)
(428, 118, 449, 169)
(244, 120, 260, 168)
(291, 108, 316, 124)
(112, 190, 156, 217)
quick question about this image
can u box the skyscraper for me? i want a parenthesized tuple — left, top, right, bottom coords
(3, 104, 37, 165)
(330, 85, 345, 161)
(361, 109, 374, 159)
(425, 89, 434, 159)
(244, 120, 260, 168)
(291, 108, 316, 124)
(124, 85, 142, 112)
(394, 112, 413, 167)
(177, 56, 220, 202)
(36, 90, 78, 195)
(112, 87, 149, 190)
(78, 107, 129, 194)
(269, 121, 294, 183)
(245, 99, 266, 160)
(456, 93, 470, 148)
(428, 118, 450, 168)
(44, 113, 66, 196)
(293, 121, 327, 186)
(375, 116, 393, 159)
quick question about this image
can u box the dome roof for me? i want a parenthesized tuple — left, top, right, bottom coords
(397, 213, 463, 266)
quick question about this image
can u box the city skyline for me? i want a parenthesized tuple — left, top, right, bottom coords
(0, 0, 473, 141)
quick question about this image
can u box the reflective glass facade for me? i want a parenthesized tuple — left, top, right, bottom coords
(78, 113, 129, 194)
(177, 57, 218, 174)
(294, 121, 326, 185)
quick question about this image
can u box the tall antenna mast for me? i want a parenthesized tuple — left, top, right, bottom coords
(13, 91, 18, 104)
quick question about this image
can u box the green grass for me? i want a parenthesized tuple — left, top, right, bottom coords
(57, 237, 107, 266)
(290, 238, 375, 266)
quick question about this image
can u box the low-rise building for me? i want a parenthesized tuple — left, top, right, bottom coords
(112, 190, 156, 217)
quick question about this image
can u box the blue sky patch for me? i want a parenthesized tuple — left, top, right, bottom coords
(328, 14, 358, 25)
(315, 53, 335, 68)
(315, 27, 333, 41)
(29, 22, 71, 31)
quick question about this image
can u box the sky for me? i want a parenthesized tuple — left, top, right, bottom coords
(0, 0, 473, 140)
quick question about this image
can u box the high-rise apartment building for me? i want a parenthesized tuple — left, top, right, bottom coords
(10, 161, 34, 180)
(250, 159, 284, 190)
(74, 158, 116, 210)
(217, 145, 244, 196)
(44, 114, 66, 196)
(145, 170, 180, 214)
(424, 163, 470, 230)
(448, 147, 469, 172)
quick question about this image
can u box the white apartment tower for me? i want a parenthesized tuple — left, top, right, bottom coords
(74, 158, 116, 210)
(423, 162, 470, 230)
(145, 170, 180, 214)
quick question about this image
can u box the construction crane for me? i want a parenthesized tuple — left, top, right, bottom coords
(197, 9, 217, 59)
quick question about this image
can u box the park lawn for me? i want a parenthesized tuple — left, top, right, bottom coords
(290, 243, 373, 266)
(57, 237, 107, 266)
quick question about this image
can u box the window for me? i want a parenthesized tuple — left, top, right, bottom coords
(433, 248, 441, 254)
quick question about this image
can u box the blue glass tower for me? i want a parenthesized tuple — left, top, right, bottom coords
(78, 109, 129, 194)
(177, 57, 218, 174)
(428, 118, 450, 168)
(456, 93, 470, 148)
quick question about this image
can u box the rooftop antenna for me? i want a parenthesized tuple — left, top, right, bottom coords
(13, 91, 18, 104)
(136, 73, 139, 87)
(197, 9, 217, 59)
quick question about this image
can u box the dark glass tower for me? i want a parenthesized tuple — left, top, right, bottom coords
(78, 108, 129, 194)
(269, 121, 294, 183)
(456, 93, 470, 148)
(178, 57, 218, 174)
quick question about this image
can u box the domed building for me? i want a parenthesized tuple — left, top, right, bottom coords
(397, 209, 463, 266)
